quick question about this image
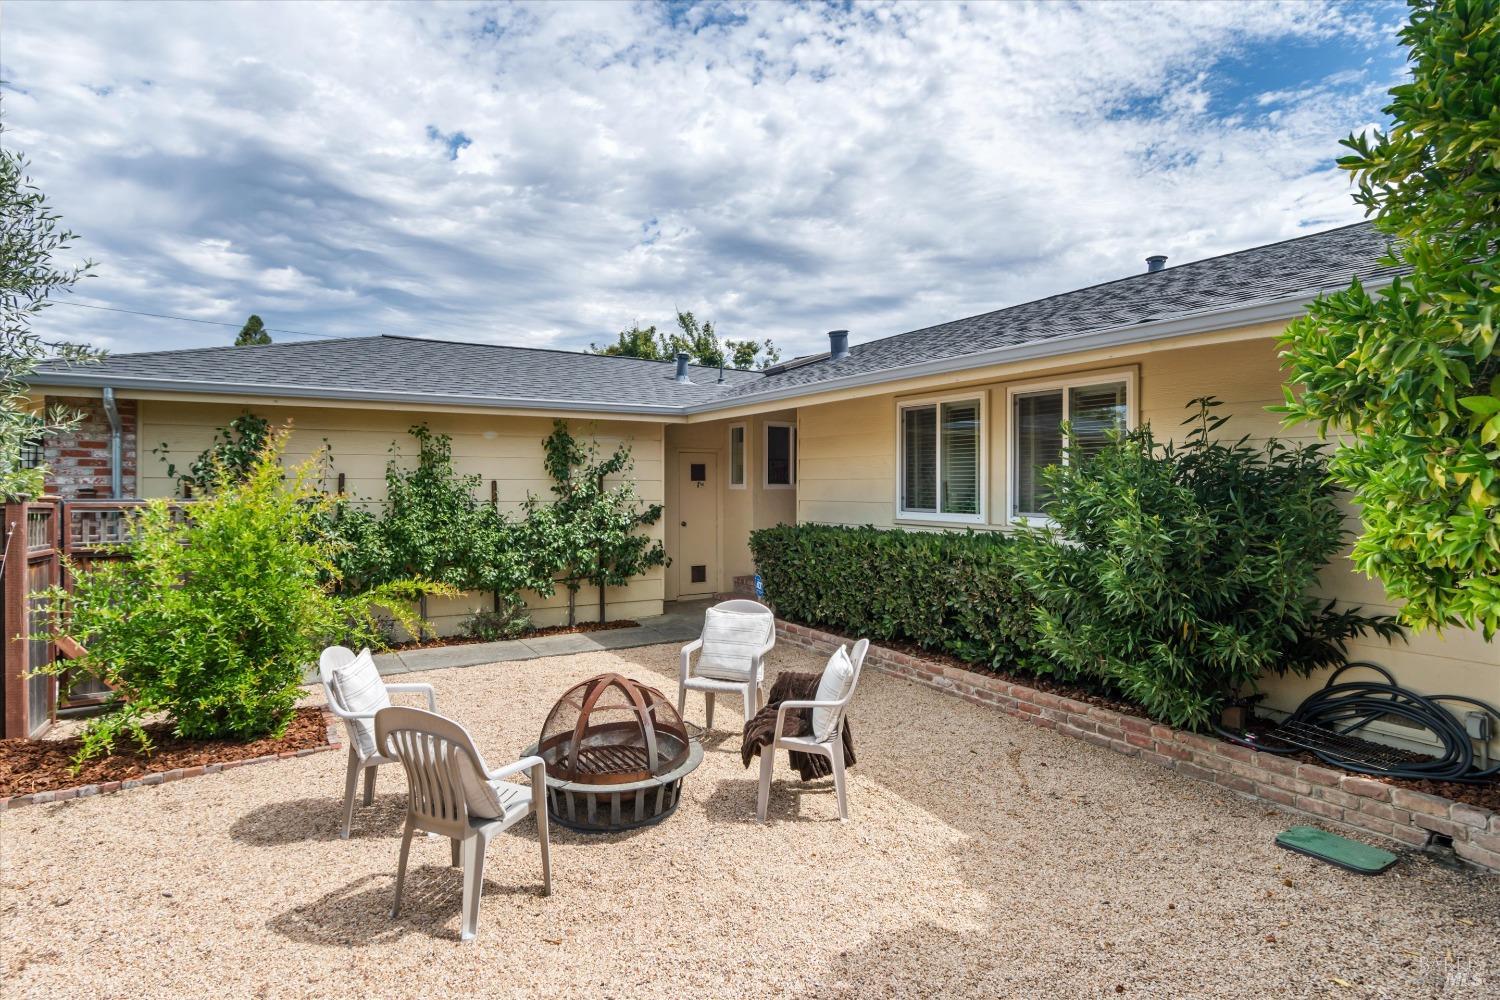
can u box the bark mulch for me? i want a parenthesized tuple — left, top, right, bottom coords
(0, 706, 331, 798)
(391, 618, 640, 651)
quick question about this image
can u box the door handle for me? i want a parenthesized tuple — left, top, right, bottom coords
(680, 521, 687, 527)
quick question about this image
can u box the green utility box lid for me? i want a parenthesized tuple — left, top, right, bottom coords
(1275, 825, 1398, 875)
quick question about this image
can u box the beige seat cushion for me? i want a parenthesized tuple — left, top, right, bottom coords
(331, 648, 390, 758)
(695, 606, 774, 682)
(812, 644, 855, 740)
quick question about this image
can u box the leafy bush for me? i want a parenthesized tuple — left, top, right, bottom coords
(749, 523, 1047, 676)
(1008, 399, 1401, 730)
(38, 431, 447, 763)
(1278, 0, 1500, 636)
(460, 596, 531, 641)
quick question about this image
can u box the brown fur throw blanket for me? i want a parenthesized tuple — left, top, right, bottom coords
(741, 671, 856, 780)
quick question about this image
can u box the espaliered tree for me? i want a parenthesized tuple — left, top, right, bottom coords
(1279, 0, 1500, 636)
(524, 420, 667, 626)
(374, 425, 543, 635)
(156, 410, 272, 495)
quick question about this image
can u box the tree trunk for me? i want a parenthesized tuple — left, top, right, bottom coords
(567, 586, 577, 627)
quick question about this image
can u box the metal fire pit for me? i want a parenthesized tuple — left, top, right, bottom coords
(528, 673, 703, 833)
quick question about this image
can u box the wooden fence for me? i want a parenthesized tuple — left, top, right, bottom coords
(1, 498, 187, 739)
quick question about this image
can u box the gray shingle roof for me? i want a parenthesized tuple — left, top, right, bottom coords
(33, 222, 1398, 414)
(723, 221, 1399, 400)
(35, 335, 764, 411)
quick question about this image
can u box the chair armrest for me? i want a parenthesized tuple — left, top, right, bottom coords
(772, 698, 840, 741)
(323, 698, 376, 723)
(486, 754, 547, 783)
(679, 638, 703, 682)
(750, 639, 775, 678)
(384, 682, 437, 712)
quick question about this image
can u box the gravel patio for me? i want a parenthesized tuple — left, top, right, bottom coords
(2, 641, 1495, 999)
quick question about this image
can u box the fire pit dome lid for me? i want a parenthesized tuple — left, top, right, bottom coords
(537, 673, 690, 785)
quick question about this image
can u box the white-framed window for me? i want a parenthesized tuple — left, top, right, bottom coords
(1006, 368, 1136, 522)
(728, 423, 747, 489)
(764, 421, 795, 489)
(896, 391, 985, 523)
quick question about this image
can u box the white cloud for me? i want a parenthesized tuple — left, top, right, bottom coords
(1, 0, 1407, 358)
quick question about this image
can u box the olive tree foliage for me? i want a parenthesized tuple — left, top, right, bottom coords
(1278, 0, 1500, 636)
(0, 137, 103, 499)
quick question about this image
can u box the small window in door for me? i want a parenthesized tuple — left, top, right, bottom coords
(690, 463, 707, 484)
(690, 565, 707, 583)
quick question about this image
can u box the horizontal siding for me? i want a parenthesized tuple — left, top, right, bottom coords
(790, 333, 1497, 737)
(139, 400, 666, 634)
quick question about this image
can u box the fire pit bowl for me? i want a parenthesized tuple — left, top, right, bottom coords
(527, 673, 703, 833)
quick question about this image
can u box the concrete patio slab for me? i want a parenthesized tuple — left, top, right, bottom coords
(356, 599, 717, 679)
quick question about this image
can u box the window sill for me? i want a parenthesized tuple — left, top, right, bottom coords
(895, 511, 987, 527)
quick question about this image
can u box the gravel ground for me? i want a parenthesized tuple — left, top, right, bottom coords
(2, 643, 1495, 999)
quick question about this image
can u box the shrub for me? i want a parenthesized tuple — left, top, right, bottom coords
(1008, 399, 1401, 730)
(749, 523, 1047, 676)
(38, 431, 447, 764)
(461, 596, 531, 641)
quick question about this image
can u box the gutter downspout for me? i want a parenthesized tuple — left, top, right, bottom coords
(101, 386, 123, 498)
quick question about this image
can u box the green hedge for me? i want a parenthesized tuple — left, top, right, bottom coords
(748, 523, 1053, 677)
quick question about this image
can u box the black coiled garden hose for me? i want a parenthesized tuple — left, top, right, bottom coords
(1224, 662, 1500, 783)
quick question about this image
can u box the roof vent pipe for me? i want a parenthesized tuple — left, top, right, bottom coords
(674, 352, 692, 384)
(828, 329, 850, 361)
(1146, 255, 1168, 273)
(101, 386, 123, 498)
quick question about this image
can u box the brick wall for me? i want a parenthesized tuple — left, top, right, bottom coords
(777, 620, 1500, 875)
(42, 395, 138, 499)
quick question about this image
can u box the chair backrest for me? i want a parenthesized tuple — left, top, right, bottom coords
(318, 645, 358, 712)
(375, 706, 494, 839)
(702, 600, 775, 639)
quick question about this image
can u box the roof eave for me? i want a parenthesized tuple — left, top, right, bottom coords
(23, 373, 690, 417)
(684, 282, 1381, 414)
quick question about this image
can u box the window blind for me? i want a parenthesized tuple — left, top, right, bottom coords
(1068, 382, 1127, 462)
(902, 405, 937, 511)
(940, 400, 980, 515)
(1014, 390, 1063, 516)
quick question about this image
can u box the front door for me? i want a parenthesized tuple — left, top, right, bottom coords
(676, 452, 717, 598)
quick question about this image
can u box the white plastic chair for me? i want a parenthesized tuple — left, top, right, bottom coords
(319, 645, 437, 839)
(375, 706, 551, 942)
(756, 638, 869, 823)
(678, 599, 777, 729)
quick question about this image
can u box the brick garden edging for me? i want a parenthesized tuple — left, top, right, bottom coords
(0, 715, 342, 812)
(777, 620, 1500, 875)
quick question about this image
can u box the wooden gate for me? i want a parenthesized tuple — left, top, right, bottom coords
(1, 498, 180, 738)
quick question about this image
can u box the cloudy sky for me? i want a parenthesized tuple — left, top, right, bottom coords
(4, 0, 1407, 360)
